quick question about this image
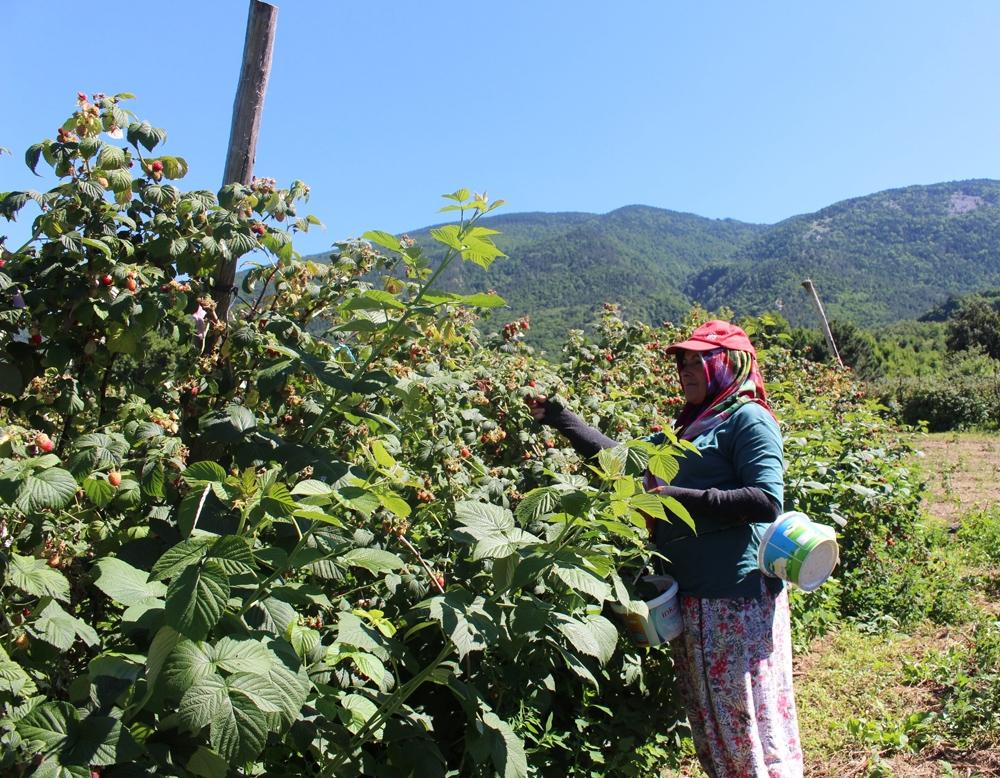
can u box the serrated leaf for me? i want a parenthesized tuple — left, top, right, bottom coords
(285, 622, 320, 658)
(514, 488, 559, 522)
(361, 230, 402, 253)
(151, 537, 215, 580)
(552, 565, 611, 603)
(62, 714, 139, 766)
(339, 692, 380, 735)
(647, 451, 680, 484)
(14, 466, 78, 514)
(83, 475, 115, 507)
(34, 601, 98, 650)
(179, 671, 227, 729)
(187, 746, 229, 778)
(165, 560, 230, 639)
(7, 553, 70, 602)
(471, 529, 540, 561)
(164, 640, 218, 694)
(183, 461, 228, 484)
(94, 557, 167, 606)
(16, 700, 74, 754)
(347, 652, 387, 688)
(210, 680, 270, 762)
(455, 500, 514, 534)
(340, 547, 404, 574)
(430, 224, 465, 251)
(211, 637, 276, 675)
(481, 710, 528, 778)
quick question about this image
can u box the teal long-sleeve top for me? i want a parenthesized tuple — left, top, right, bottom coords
(651, 402, 785, 599)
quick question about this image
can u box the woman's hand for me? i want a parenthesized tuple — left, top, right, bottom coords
(524, 394, 548, 422)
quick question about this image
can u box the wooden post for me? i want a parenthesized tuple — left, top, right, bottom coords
(213, 0, 279, 322)
(801, 278, 844, 368)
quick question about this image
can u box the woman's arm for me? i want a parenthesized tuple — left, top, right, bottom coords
(533, 399, 778, 526)
(537, 399, 617, 458)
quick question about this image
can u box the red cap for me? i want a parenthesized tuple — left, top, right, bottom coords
(665, 320, 756, 357)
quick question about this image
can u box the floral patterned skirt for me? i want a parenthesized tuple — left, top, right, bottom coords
(671, 579, 803, 778)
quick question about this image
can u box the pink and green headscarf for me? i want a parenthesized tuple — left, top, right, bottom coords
(672, 347, 776, 441)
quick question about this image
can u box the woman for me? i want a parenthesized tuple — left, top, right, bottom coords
(528, 320, 803, 778)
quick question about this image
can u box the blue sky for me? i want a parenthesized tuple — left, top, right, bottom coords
(4, 1, 1000, 257)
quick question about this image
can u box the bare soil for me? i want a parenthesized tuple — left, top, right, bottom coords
(910, 432, 1000, 527)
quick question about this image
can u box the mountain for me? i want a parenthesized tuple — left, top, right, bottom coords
(687, 179, 1000, 326)
(301, 180, 1000, 352)
(402, 207, 766, 350)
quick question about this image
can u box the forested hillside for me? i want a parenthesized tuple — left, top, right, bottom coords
(406, 206, 765, 351)
(691, 179, 1000, 325)
(295, 180, 1000, 352)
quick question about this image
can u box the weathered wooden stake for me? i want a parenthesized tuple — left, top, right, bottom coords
(801, 278, 844, 368)
(213, 0, 278, 322)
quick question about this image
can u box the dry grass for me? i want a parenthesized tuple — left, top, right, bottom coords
(909, 432, 1000, 527)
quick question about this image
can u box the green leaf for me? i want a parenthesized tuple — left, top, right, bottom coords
(362, 230, 403, 253)
(481, 710, 528, 778)
(629, 492, 666, 521)
(340, 548, 405, 574)
(290, 479, 333, 497)
(647, 451, 680, 484)
(151, 536, 215, 580)
(16, 700, 74, 756)
(210, 679, 270, 763)
(164, 640, 219, 694)
(127, 120, 167, 152)
(335, 612, 389, 660)
(211, 637, 276, 675)
(165, 560, 230, 640)
(430, 224, 465, 251)
(7, 553, 70, 602)
(442, 188, 470, 202)
(345, 651, 388, 689)
(132, 625, 182, 712)
(471, 529, 540, 561)
(183, 461, 228, 484)
(227, 671, 288, 713)
(207, 535, 255, 575)
(552, 565, 611, 603)
(179, 671, 227, 729)
(97, 144, 127, 170)
(339, 692, 380, 735)
(0, 645, 37, 696)
(556, 614, 617, 663)
(376, 490, 411, 518)
(25, 143, 45, 175)
(62, 714, 139, 766)
(370, 439, 396, 469)
(262, 482, 297, 518)
(83, 476, 115, 507)
(14, 466, 78, 514)
(285, 622, 320, 658)
(33, 601, 98, 650)
(187, 746, 230, 778)
(515, 488, 559, 522)
(455, 500, 514, 534)
(94, 557, 167, 606)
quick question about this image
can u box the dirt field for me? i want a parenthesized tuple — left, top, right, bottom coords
(909, 432, 1000, 526)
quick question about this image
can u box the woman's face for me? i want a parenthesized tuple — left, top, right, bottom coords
(677, 350, 708, 405)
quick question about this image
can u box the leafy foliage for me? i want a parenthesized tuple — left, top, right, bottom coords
(0, 94, 964, 777)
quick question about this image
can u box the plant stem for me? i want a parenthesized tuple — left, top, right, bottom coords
(301, 239, 465, 445)
(322, 642, 455, 775)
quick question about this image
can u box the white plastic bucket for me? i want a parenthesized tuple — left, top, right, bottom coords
(758, 511, 839, 591)
(610, 575, 682, 647)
